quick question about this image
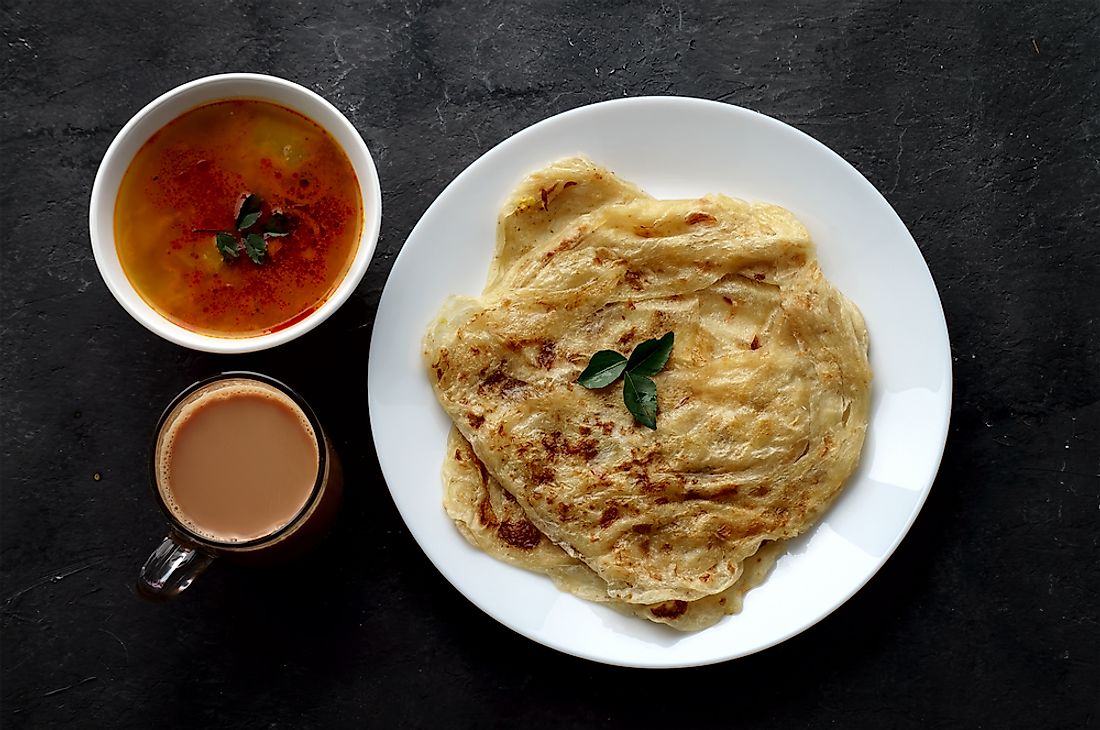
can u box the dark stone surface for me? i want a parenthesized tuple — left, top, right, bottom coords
(2, 1, 1098, 727)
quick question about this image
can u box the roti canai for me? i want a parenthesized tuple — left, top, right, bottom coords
(443, 425, 784, 630)
(424, 157, 871, 621)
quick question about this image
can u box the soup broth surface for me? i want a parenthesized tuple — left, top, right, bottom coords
(115, 99, 362, 336)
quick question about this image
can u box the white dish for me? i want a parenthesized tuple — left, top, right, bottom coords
(89, 73, 382, 353)
(368, 97, 951, 668)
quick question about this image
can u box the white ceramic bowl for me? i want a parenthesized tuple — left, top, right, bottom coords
(89, 73, 382, 353)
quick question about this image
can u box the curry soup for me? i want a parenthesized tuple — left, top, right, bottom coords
(114, 99, 362, 337)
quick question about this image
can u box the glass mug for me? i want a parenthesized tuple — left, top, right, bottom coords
(138, 372, 342, 599)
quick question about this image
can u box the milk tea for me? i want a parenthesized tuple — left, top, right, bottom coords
(155, 379, 320, 544)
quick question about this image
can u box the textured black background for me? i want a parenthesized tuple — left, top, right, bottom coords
(2, 1, 1098, 727)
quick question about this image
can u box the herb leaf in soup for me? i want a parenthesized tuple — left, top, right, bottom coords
(264, 212, 291, 237)
(236, 193, 263, 231)
(244, 233, 267, 264)
(215, 232, 240, 261)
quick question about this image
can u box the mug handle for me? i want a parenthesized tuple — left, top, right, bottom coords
(137, 534, 214, 600)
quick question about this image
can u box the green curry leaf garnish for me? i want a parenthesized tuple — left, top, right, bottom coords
(577, 332, 674, 430)
(203, 193, 292, 264)
(243, 233, 267, 264)
(235, 194, 263, 231)
(214, 232, 239, 260)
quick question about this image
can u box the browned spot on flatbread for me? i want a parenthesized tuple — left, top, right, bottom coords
(540, 228, 587, 263)
(537, 433, 597, 462)
(539, 182, 558, 210)
(625, 448, 661, 468)
(480, 368, 525, 397)
(740, 521, 766, 538)
(536, 341, 556, 369)
(568, 438, 599, 462)
(466, 413, 485, 429)
(529, 463, 554, 484)
(750, 335, 761, 350)
(432, 348, 450, 370)
(477, 495, 498, 529)
(498, 519, 542, 550)
(686, 211, 717, 225)
(685, 485, 739, 500)
(540, 431, 563, 455)
(624, 270, 644, 290)
(475, 459, 490, 486)
(599, 506, 620, 528)
(649, 600, 688, 619)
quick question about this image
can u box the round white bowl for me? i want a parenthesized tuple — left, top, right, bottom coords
(89, 73, 382, 353)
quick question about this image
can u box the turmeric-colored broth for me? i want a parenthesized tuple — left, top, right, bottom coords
(115, 99, 362, 337)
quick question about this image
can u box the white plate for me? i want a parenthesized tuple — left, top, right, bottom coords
(368, 97, 951, 668)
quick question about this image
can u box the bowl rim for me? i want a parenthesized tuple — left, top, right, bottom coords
(88, 72, 382, 353)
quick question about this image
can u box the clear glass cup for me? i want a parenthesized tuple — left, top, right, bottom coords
(137, 372, 342, 600)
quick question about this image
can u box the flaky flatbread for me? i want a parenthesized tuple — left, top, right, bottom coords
(443, 426, 782, 630)
(426, 157, 871, 613)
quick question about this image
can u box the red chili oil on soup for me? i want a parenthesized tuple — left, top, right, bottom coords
(114, 99, 362, 337)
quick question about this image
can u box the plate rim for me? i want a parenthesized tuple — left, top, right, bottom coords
(368, 95, 952, 668)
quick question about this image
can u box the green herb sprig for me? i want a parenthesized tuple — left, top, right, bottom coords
(197, 193, 292, 265)
(576, 332, 674, 429)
